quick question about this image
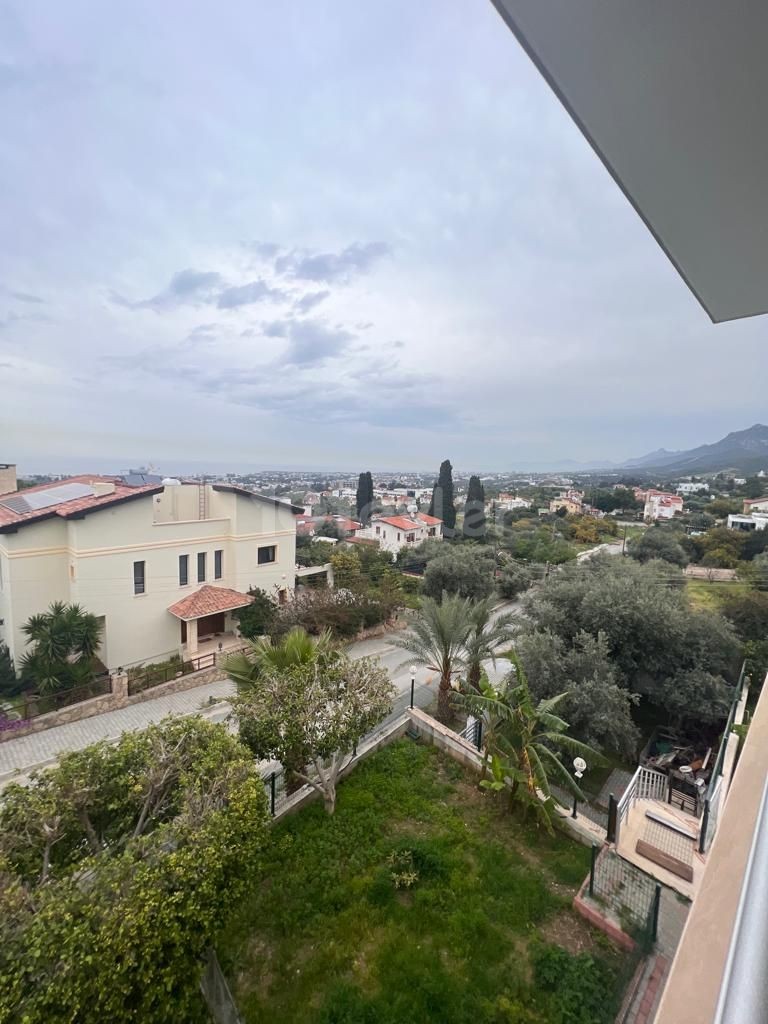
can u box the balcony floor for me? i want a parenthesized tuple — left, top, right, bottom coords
(616, 798, 705, 900)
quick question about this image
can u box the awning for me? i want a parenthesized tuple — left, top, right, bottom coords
(168, 585, 254, 621)
(491, 1, 768, 323)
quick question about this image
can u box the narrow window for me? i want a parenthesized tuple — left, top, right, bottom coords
(133, 560, 145, 595)
(257, 545, 276, 565)
(214, 549, 223, 580)
(179, 554, 189, 586)
(197, 552, 206, 582)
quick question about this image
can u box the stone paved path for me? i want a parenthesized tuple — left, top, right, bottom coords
(0, 678, 235, 787)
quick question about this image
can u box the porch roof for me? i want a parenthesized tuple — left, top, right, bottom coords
(168, 584, 253, 621)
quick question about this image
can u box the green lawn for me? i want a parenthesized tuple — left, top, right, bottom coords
(218, 741, 629, 1024)
(686, 578, 747, 611)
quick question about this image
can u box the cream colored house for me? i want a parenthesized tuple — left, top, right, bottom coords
(0, 471, 299, 672)
(356, 512, 442, 555)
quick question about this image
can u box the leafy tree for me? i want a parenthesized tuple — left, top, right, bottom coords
(515, 630, 639, 756)
(453, 657, 598, 833)
(392, 593, 473, 721)
(0, 642, 20, 697)
(295, 537, 336, 567)
(232, 587, 278, 639)
(428, 459, 456, 534)
(396, 537, 446, 573)
(463, 475, 487, 541)
(0, 717, 270, 1023)
(497, 561, 537, 600)
(20, 602, 103, 694)
(628, 526, 689, 566)
(232, 655, 394, 814)
(744, 476, 765, 499)
(316, 518, 343, 540)
(523, 556, 739, 726)
(721, 590, 768, 642)
(355, 470, 374, 525)
(330, 549, 364, 589)
(422, 544, 495, 602)
(464, 597, 516, 691)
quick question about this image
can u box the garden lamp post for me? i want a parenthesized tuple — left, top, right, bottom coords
(572, 756, 587, 818)
(410, 665, 417, 709)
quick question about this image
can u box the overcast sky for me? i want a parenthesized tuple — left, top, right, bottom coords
(1, 0, 765, 474)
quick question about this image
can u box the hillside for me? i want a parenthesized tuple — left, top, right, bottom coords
(623, 424, 768, 475)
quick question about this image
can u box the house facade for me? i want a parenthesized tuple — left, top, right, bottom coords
(727, 513, 768, 532)
(357, 512, 442, 555)
(0, 472, 299, 672)
(743, 496, 768, 514)
(641, 490, 684, 521)
(549, 490, 584, 515)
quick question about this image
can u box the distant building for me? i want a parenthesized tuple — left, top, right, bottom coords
(550, 489, 584, 515)
(643, 490, 684, 521)
(496, 493, 532, 511)
(727, 513, 768, 532)
(356, 512, 442, 555)
(743, 497, 768, 514)
(676, 482, 710, 494)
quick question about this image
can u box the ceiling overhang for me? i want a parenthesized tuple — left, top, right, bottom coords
(491, 1, 768, 323)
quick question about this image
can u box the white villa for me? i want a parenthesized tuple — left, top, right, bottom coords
(0, 468, 300, 672)
(356, 512, 442, 555)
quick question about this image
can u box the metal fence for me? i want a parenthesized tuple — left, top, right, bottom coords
(551, 783, 608, 831)
(613, 765, 668, 846)
(10, 673, 112, 722)
(590, 845, 661, 948)
(127, 645, 250, 696)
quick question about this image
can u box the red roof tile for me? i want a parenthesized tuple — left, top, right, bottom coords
(0, 475, 162, 531)
(377, 514, 442, 531)
(168, 585, 254, 621)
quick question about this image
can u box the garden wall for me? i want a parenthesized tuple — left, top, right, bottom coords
(0, 666, 227, 743)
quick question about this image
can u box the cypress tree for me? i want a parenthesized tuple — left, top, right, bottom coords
(355, 471, 374, 525)
(463, 475, 487, 540)
(429, 460, 456, 534)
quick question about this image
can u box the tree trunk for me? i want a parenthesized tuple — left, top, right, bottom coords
(467, 660, 481, 693)
(436, 672, 452, 723)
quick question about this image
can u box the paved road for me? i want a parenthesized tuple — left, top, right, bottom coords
(0, 600, 522, 788)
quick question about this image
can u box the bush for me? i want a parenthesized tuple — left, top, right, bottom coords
(531, 942, 616, 1024)
(422, 545, 495, 602)
(233, 588, 279, 639)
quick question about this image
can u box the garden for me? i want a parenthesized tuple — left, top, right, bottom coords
(218, 740, 630, 1024)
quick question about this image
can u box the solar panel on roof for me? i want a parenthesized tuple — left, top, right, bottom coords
(0, 482, 95, 516)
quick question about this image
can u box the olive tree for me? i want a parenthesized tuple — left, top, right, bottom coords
(233, 655, 395, 814)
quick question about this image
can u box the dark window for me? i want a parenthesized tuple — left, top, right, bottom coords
(428, 528, 436, 537)
(133, 560, 145, 595)
(258, 545, 276, 565)
(407, 533, 415, 542)
(197, 552, 206, 582)
(397, 532, 401, 541)
(179, 554, 189, 586)
(214, 549, 223, 579)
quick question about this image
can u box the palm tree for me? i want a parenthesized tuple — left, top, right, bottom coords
(225, 627, 338, 694)
(464, 597, 517, 691)
(20, 602, 103, 694)
(453, 653, 599, 832)
(391, 593, 474, 722)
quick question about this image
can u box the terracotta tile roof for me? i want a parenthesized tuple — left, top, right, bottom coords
(377, 514, 442, 531)
(168, 585, 254, 621)
(0, 475, 163, 532)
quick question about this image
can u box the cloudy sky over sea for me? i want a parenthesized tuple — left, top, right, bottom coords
(1, 0, 765, 473)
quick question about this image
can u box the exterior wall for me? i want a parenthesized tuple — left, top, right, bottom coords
(0, 484, 297, 672)
(743, 497, 768, 514)
(358, 519, 442, 555)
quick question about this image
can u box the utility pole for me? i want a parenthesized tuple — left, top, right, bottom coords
(621, 522, 628, 555)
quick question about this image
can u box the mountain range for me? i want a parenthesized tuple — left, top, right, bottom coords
(622, 424, 768, 475)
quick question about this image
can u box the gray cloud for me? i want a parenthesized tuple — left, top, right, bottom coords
(274, 242, 389, 283)
(113, 268, 223, 311)
(0, 286, 44, 304)
(281, 319, 355, 365)
(293, 289, 330, 313)
(217, 279, 285, 309)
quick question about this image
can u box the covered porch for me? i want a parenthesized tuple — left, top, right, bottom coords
(168, 584, 254, 657)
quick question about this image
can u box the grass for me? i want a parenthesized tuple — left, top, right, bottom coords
(218, 741, 629, 1024)
(686, 578, 748, 612)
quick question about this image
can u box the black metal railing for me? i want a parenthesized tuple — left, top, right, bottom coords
(127, 644, 250, 696)
(590, 845, 661, 949)
(11, 674, 112, 723)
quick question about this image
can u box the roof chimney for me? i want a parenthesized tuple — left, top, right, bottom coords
(92, 480, 116, 497)
(0, 464, 17, 496)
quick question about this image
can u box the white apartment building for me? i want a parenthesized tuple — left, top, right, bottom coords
(727, 513, 768, 532)
(356, 512, 442, 555)
(642, 490, 684, 521)
(0, 471, 299, 672)
(676, 482, 710, 494)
